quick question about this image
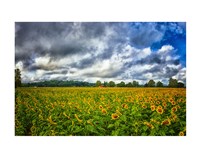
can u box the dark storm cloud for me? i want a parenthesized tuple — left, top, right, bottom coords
(15, 22, 108, 66)
(15, 22, 186, 84)
(136, 54, 163, 65)
(129, 23, 164, 49)
(81, 22, 107, 38)
(84, 68, 124, 78)
(70, 56, 96, 69)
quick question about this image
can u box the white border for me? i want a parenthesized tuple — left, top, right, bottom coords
(0, 0, 199, 157)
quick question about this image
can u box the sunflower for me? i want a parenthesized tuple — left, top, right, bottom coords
(171, 101, 176, 105)
(144, 122, 154, 129)
(102, 109, 107, 114)
(179, 131, 184, 136)
(171, 113, 177, 121)
(169, 98, 174, 102)
(171, 107, 177, 112)
(99, 105, 103, 109)
(156, 101, 160, 105)
(124, 104, 128, 109)
(163, 102, 167, 108)
(151, 105, 156, 111)
(162, 119, 171, 126)
(156, 106, 164, 114)
(122, 104, 128, 109)
(111, 113, 119, 120)
(142, 105, 147, 109)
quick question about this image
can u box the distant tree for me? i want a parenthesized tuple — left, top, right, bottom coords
(177, 82, 185, 88)
(126, 82, 133, 87)
(156, 81, 163, 87)
(15, 68, 21, 88)
(117, 81, 126, 87)
(168, 78, 178, 87)
(108, 81, 115, 87)
(148, 80, 155, 87)
(103, 81, 108, 87)
(144, 83, 148, 87)
(132, 80, 139, 87)
(96, 80, 101, 87)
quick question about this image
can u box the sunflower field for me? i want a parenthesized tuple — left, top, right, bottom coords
(15, 87, 186, 136)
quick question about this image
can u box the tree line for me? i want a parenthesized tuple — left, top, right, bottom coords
(15, 68, 185, 88)
(95, 78, 185, 88)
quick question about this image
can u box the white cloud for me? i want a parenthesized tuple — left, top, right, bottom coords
(15, 23, 186, 84)
(15, 61, 23, 70)
(158, 45, 174, 54)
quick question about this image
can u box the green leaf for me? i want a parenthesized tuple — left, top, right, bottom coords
(120, 115, 127, 122)
(86, 125, 94, 132)
(73, 126, 83, 133)
(107, 124, 114, 129)
(142, 125, 148, 132)
(111, 130, 119, 136)
(141, 132, 147, 136)
(169, 129, 175, 134)
(114, 121, 120, 127)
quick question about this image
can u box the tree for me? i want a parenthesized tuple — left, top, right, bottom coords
(117, 81, 125, 87)
(156, 81, 163, 87)
(177, 82, 185, 88)
(15, 68, 21, 88)
(148, 80, 155, 87)
(132, 80, 139, 87)
(144, 83, 148, 87)
(108, 81, 115, 87)
(96, 80, 101, 87)
(168, 78, 178, 87)
(126, 82, 133, 87)
(103, 81, 108, 87)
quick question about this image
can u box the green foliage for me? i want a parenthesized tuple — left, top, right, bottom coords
(117, 81, 125, 87)
(108, 81, 115, 87)
(178, 82, 185, 88)
(96, 80, 102, 87)
(156, 81, 163, 87)
(126, 82, 133, 87)
(168, 78, 178, 87)
(132, 80, 139, 87)
(15, 87, 186, 136)
(15, 68, 21, 88)
(148, 80, 155, 87)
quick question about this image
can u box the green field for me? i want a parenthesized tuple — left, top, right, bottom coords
(15, 87, 186, 136)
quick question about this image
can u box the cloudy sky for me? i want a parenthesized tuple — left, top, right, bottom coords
(15, 22, 186, 84)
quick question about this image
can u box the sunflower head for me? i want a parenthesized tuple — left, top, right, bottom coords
(156, 101, 160, 105)
(179, 131, 184, 136)
(156, 106, 164, 114)
(144, 121, 154, 129)
(102, 109, 107, 114)
(162, 119, 171, 125)
(124, 104, 128, 109)
(151, 105, 156, 111)
(163, 103, 167, 108)
(171, 113, 177, 121)
(99, 105, 103, 109)
(122, 104, 128, 109)
(142, 105, 147, 109)
(111, 113, 119, 120)
(171, 107, 177, 112)
(171, 101, 176, 105)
